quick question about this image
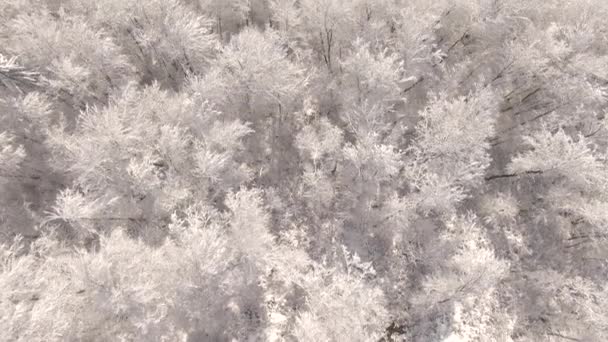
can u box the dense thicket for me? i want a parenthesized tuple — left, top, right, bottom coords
(1, 0, 608, 341)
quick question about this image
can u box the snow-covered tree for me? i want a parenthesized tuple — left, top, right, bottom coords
(1, 0, 608, 341)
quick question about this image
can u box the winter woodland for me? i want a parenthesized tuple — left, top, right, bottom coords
(1, 0, 608, 341)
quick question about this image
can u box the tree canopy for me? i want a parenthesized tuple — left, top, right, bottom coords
(1, 0, 608, 341)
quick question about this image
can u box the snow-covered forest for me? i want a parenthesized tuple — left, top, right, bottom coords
(1, 0, 607, 340)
